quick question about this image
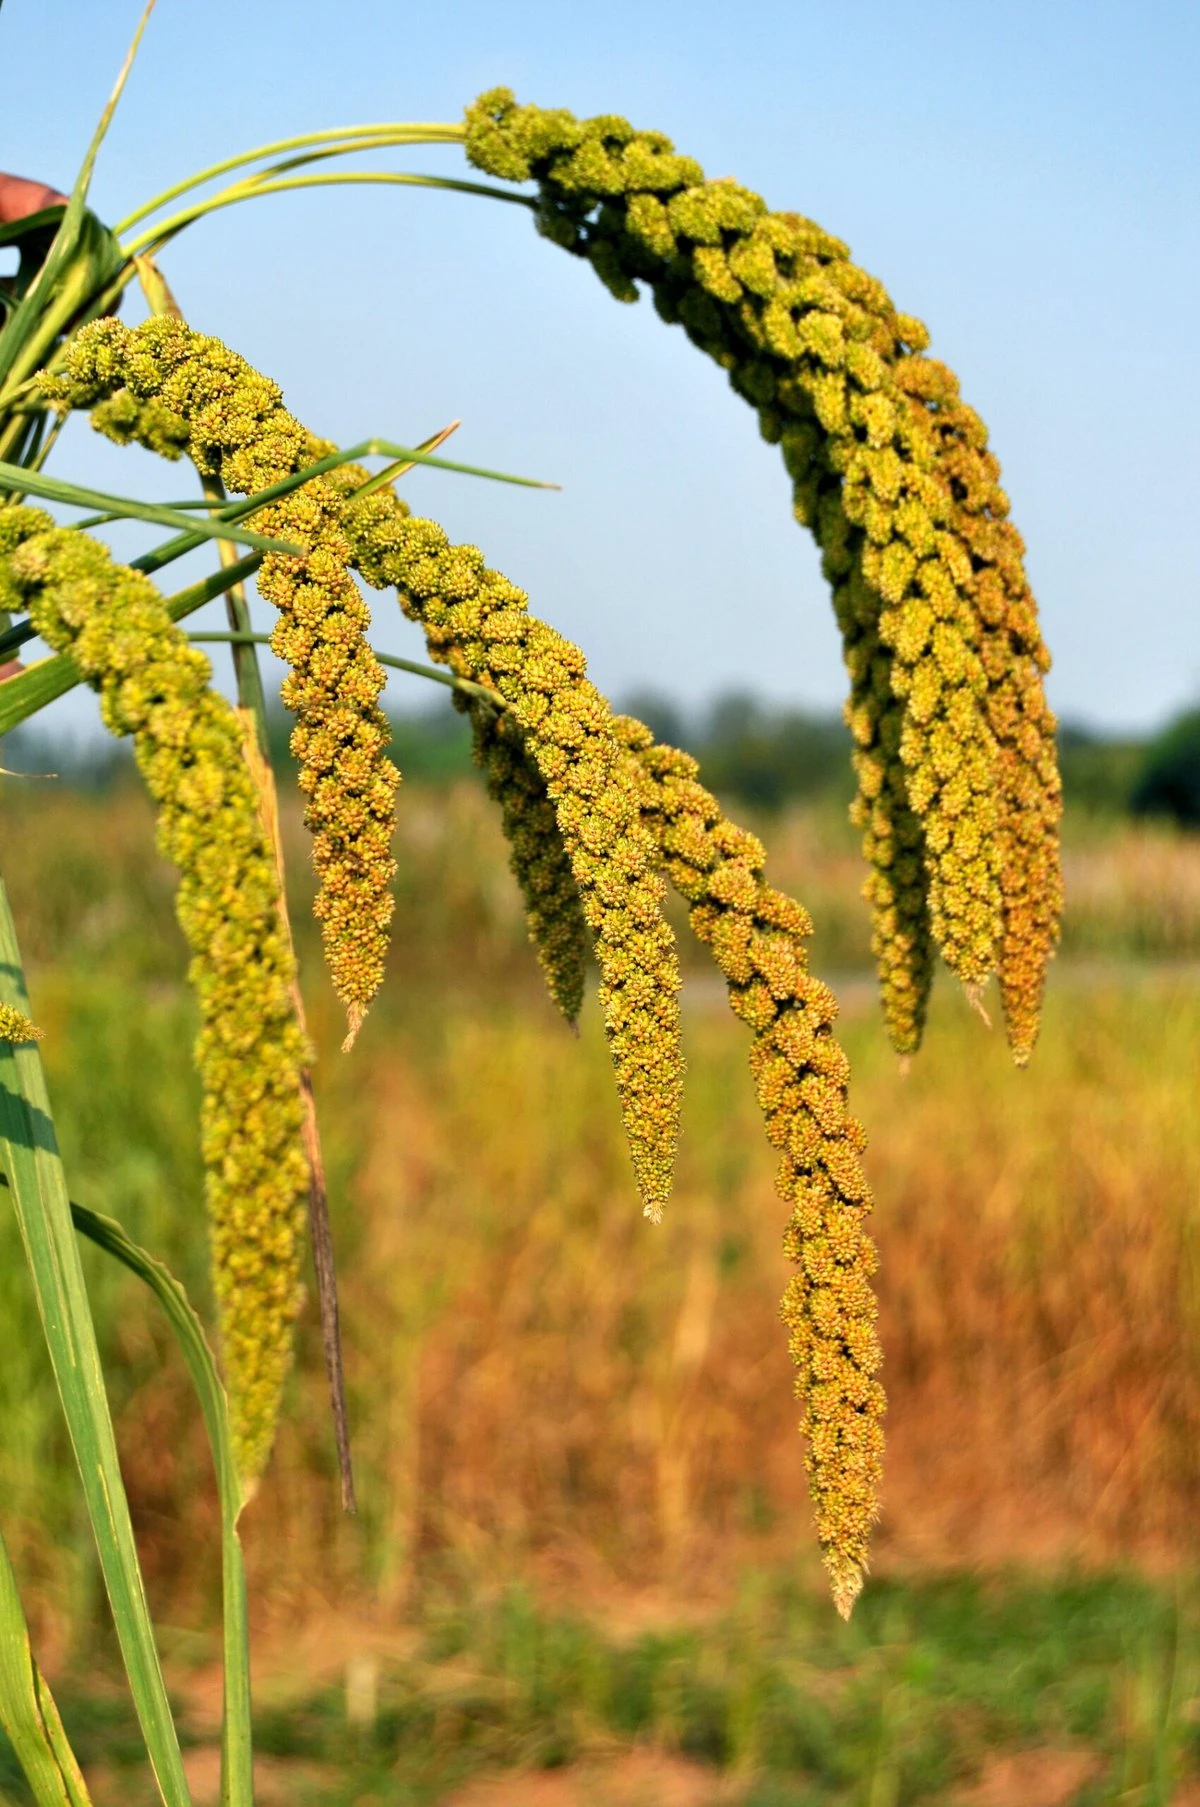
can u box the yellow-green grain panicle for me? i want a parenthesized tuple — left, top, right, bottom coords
(470, 701, 591, 1024)
(465, 91, 1062, 1055)
(614, 714, 883, 1616)
(0, 503, 309, 1487)
(893, 353, 1062, 1060)
(0, 1004, 42, 1044)
(332, 474, 683, 1218)
(42, 316, 399, 1047)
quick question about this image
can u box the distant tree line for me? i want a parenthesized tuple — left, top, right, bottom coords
(6, 694, 1200, 826)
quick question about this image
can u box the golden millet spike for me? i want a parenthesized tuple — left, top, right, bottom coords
(329, 473, 684, 1220)
(0, 504, 310, 1487)
(470, 703, 591, 1024)
(43, 316, 400, 1047)
(318, 454, 593, 1029)
(892, 355, 1062, 1061)
(613, 714, 883, 1616)
(465, 91, 1063, 1055)
(0, 1003, 42, 1044)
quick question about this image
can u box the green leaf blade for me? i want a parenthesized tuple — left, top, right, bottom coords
(0, 1526, 93, 1806)
(69, 1205, 252, 1807)
(0, 463, 303, 555)
(0, 882, 193, 1807)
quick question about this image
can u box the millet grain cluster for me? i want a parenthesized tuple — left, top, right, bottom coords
(464, 89, 1061, 1057)
(44, 317, 399, 1047)
(0, 504, 308, 1485)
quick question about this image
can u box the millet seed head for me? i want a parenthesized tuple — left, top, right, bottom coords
(614, 712, 883, 1615)
(465, 91, 1062, 1059)
(0, 1002, 42, 1044)
(1, 503, 309, 1487)
(44, 317, 400, 1046)
(331, 470, 684, 1220)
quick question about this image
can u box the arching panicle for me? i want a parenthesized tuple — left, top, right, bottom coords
(43, 316, 400, 1049)
(333, 472, 685, 1222)
(470, 702, 592, 1026)
(464, 89, 1062, 1059)
(615, 714, 883, 1618)
(0, 504, 309, 1487)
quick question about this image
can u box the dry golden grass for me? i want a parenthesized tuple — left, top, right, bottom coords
(3, 774, 1200, 1634)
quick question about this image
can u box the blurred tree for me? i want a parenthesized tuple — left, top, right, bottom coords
(1132, 708, 1200, 826)
(1057, 725, 1143, 818)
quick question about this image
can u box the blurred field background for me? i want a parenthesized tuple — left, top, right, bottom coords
(3, 696, 1200, 1804)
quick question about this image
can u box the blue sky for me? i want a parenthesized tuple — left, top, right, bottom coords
(1, 0, 1197, 736)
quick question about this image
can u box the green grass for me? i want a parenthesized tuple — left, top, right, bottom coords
(0, 1569, 1194, 1803)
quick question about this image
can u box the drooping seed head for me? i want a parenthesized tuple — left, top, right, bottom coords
(471, 703, 591, 1024)
(615, 712, 883, 1614)
(465, 91, 1062, 1058)
(1, 503, 309, 1487)
(334, 474, 684, 1219)
(44, 317, 400, 1046)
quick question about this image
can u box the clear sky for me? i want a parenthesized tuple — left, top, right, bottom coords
(1, 0, 1197, 737)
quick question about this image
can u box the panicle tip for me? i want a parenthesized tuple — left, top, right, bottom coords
(0, 1003, 43, 1044)
(341, 1004, 366, 1054)
(829, 1562, 864, 1621)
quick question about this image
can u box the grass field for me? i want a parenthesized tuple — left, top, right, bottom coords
(1, 768, 1199, 1803)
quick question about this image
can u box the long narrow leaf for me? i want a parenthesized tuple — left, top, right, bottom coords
(0, 882, 192, 1807)
(0, 464, 303, 556)
(123, 422, 547, 588)
(65, 1, 158, 220)
(68, 1204, 252, 1807)
(129, 424, 552, 583)
(0, 1525, 92, 1806)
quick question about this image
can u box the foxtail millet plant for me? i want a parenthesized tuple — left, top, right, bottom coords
(615, 714, 883, 1616)
(0, 502, 310, 1487)
(462, 88, 1062, 1059)
(0, 29, 1065, 1802)
(334, 469, 685, 1219)
(42, 314, 401, 1051)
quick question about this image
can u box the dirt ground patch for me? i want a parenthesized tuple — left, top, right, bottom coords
(952, 1746, 1101, 1807)
(444, 1749, 740, 1807)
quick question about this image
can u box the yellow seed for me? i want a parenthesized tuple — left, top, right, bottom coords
(472, 705, 592, 1024)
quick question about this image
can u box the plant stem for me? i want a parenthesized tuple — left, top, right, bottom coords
(122, 170, 534, 258)
(187, 631, 506, 711)
(114, 122, 466, 237)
